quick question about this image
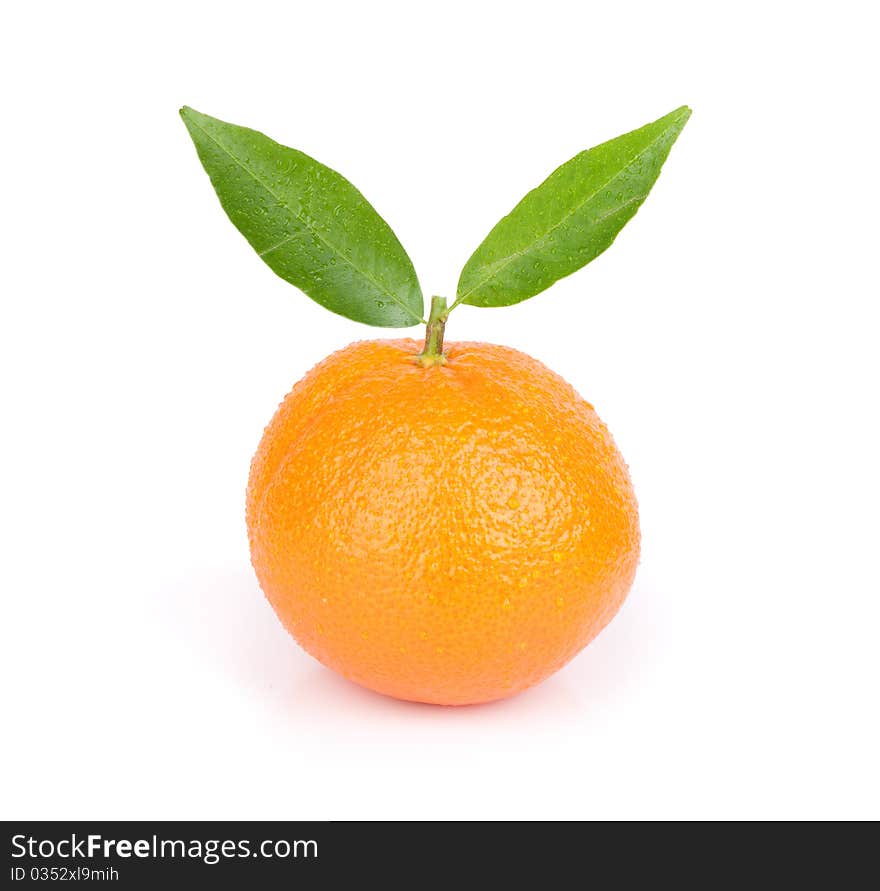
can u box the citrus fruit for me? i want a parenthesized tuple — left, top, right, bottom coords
(246, 338, 640, 705)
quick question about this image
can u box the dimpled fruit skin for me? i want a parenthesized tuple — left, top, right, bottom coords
(246, 339, 640, 705)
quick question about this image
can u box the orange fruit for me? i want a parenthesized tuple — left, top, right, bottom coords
(246, 338, 640, 705)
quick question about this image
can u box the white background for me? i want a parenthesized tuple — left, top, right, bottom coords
(2, 1, 878, 820)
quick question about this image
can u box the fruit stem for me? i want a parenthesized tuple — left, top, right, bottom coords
(415, 296, 448, 366)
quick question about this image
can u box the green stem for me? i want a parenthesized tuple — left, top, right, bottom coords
(446, 295, 465, 313)
(415, 296, 448, 366)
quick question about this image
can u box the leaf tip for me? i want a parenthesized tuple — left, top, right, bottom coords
(672, 105, 692, 127)
(179, 106, 210, 132)
(179, 106, 200, 137)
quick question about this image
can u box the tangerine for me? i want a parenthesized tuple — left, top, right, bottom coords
(246, 338, 639, 705)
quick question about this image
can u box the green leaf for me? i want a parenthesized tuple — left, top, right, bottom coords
(457, 106, 691, 308)
(180, 107, 423, 327)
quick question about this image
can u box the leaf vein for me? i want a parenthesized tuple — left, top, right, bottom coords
(258, 232, 300, 257)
